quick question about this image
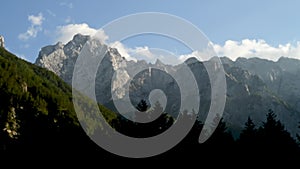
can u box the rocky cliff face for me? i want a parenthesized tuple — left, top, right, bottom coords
(232, 57, 300, 112)
(35, 34, 300, 137)
(36, 34, 90, 83)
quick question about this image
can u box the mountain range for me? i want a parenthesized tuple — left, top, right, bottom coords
(35, 34, 300, 138)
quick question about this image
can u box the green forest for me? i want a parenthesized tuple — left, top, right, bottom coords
(1, 47, 300, 163)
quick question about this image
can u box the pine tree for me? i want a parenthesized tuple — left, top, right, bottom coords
(136, 99, 149, 112)
(205, 116, 234, 146)
(237, 116, 259, 158)
(118, 100, 174, 138)
(297, 122, 300, 145)
(239, 116, 257, 144)
(257, 109, 299, 159)
(263, 109, 280, 133)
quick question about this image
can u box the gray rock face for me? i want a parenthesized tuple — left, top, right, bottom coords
(0, 35, 4, 48)
(35, 34, 300, 137)
(220, 57, 300, 136)
(36, 34, 90, 83)
(229, 57, 300, 113)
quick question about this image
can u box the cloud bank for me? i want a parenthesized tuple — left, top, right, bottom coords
(213, 39, 300, 61)
(55, 23, 300, 63)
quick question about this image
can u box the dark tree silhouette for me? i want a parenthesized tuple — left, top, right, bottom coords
(262, 109, 279, 132)
(237, 116, 259, 158)
(115, 100, 174, 138)
(197, 115, 235, 158)
(297, 122, 300, 145)
(136, 99, 149, 112)
(256, 109, 299, 160)
(207, 117, 234, 145)
(239, 117, 257, 144)
(134, 99, 150, 123)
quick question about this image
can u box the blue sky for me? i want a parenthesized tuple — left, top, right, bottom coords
(1, 0, 300, 62)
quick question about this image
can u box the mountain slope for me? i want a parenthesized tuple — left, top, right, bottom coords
(188, 59, 299, 137)
(231, 57, 300, 112)
(0, 47, 117, 153)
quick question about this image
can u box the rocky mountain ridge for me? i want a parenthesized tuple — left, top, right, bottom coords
(35, 34, 300, 137)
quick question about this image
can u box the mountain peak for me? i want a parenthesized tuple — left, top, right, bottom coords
(155, 58, 164, 65)
(184, 57, 198, 65)
(35, 35, 91, 76)
(278, 56, 299, 62)
(220, 56, 234, 65)
(55, 42, 64, 48)
(277, 56, 300, 72)
(72, 33, 91, 43)
(38, 42, 64, 58)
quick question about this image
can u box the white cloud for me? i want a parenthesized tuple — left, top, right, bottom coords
(132, 46, 153, 58)
(56, 23, 97, 43)
(56, 23, 109, 44)
(28, 13, 44, 26)
(18, 27, 41, 40)
(18, 13, 45, 41)
(111, 44, 187, 65)
(110, 41, 216, 65)
(109, 43, 176, 64)
(112, 39, 300, 63)
(213, 39, 300, 61)
(128, 46, 156, 61)
(109, 41, 137, 61)
(179, 49, 217, 63)
(93, 29, 108, 43)
(178, 53, 194, 63)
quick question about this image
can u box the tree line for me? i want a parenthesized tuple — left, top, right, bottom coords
(95, 99, 300, 161)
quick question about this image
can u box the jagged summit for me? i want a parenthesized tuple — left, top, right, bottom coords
(35, 34, 93, 78)
(154, 58, 164, 65)
(72, 33, 90, 43)
(220, 56, 234, 66)
(184, 57, 198, 65)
